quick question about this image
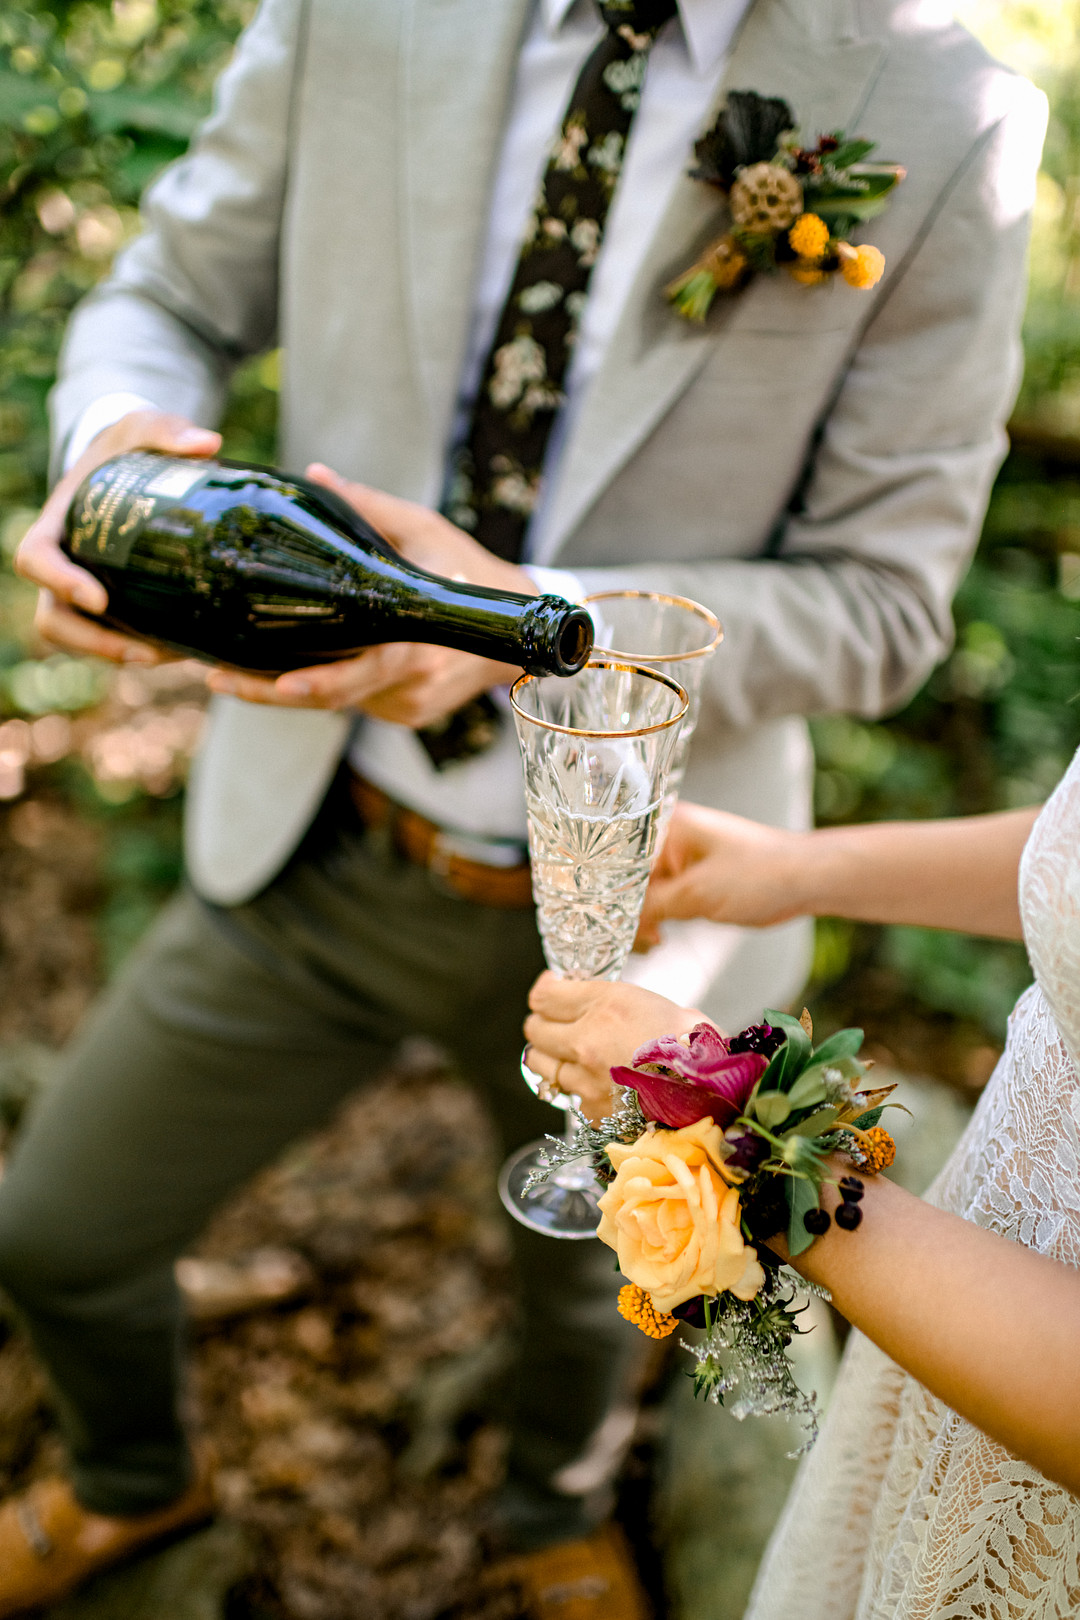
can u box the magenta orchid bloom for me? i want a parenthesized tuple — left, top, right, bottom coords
(610, 1022, 768, 1130)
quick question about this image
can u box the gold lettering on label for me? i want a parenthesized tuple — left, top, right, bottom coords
(71, 486, 104, 551)
(90, 462, 145, 553)
(94, 481, 127, 553)
(117, 496, 154, 537)
(70, 456, 165, 557)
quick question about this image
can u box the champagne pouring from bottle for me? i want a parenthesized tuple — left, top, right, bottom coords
(60, 452, 594, 680)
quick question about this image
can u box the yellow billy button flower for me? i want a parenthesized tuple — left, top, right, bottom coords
(789, 262, 827, 286)
(840, 1122, 897, 1173)
(860, 1125, 896, 1172)
(597, 1118, 766, 1314)
(838, 241, 886, 290)
(617, 1283, 679, 1339)
(787, 212, 830, 261)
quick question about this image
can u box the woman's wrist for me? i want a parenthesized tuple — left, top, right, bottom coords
(781, 1168, 901, 1295)
(778, 824, 881, 923)
(762, 1153, 885, 1261)
(770, 826, 838, 921)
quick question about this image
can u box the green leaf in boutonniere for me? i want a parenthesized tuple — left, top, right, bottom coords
(666, 93, 904, 321)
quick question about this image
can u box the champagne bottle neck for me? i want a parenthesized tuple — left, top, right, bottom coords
(61, 452, 595, 679)
(287, 475, 593, 676)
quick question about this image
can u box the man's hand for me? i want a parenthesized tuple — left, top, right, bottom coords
(206, 464, 538, 721)
(15, 409, 222, 665)
(523, 972, 706, 1123)
(636, 801, 809, 947)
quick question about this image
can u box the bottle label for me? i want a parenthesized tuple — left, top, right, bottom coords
(68, 453, 210, 566)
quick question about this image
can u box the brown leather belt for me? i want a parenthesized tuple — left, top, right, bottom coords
(349, 772, 534, 910)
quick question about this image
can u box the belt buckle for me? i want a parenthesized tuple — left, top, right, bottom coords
(428, 830, 460, 886)
(427, 829, 530, 904)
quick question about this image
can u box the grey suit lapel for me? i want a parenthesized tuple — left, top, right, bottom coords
(534, 0, 887, 561)
(400, 0, 532, 468)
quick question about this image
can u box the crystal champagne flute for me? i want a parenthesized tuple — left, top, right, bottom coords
(585, 590, 721, 826)
(587, 592, 733, 1010)
(497, 660, 688, 1239)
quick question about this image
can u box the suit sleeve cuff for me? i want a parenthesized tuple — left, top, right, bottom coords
(62, 393, 157, 472)
(521, 564, 586, 604)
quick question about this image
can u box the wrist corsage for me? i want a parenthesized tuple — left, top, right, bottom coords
(667, 90, 905, 322)
(534, 1010, 900, 1448)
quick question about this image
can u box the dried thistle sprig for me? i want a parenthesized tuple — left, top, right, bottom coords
(683, 1273, 820, 1454)
(524, 1088, 648, 1193)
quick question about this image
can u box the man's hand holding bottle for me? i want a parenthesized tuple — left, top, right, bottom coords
(15, 409, 223, 667)
(14, 410, 542, 726)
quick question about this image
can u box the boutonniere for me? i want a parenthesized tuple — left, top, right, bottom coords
(666, 90, 905, 322)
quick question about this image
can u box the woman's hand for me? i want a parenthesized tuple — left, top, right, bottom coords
(640, 800, 1035, 944)
(206, 464, 536, 718)
(637, 801, 809, 945)
(523, 972, 706, 1123)
(15, 409, 222, 665)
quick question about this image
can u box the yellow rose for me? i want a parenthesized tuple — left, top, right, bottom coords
(596, 1118, 766, 1314)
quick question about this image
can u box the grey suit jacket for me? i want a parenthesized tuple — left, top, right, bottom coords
(51, 0, 1045, 1018)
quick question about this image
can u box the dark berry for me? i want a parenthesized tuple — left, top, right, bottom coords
(838, 1176, 865, 1202)
(835, 1201, 863, 1231)
(803, 1207, 831, 1236)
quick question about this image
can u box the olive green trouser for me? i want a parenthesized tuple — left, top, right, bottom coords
(0, 784, 637, 1548)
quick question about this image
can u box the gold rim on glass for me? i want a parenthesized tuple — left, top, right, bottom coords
(510, 660, 689, 738)
(583, 590, 723, 662)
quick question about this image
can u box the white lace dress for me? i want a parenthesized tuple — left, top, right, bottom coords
(745, 746, 1080, 1620)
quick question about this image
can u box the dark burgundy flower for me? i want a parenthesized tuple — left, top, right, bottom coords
(723, 1131, 769, 1174)
(727, 1022, 785, 1060)
(611, 1023, 766, 1130)
(671, 1294, 708, 1328)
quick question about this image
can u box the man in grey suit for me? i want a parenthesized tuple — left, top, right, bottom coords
(0, 0, 1044, 1611)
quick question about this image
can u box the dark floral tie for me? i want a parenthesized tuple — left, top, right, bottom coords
(420, 0, 678, 769)
(443, 0, 679, 562)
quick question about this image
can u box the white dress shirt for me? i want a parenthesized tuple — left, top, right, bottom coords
(67, 0, 752, 844)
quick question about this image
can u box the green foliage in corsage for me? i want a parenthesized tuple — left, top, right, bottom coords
(732, 1010, 901, 1257)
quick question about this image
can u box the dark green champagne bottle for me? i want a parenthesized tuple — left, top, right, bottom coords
(61, 452, 593, 677)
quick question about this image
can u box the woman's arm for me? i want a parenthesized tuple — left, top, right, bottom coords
(783, 1172, 1080, 1496)
(639, 802, 1040, 943)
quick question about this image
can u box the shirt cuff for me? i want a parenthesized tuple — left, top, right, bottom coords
(62, 392, 157, 473)
(521, 563, 586, 604)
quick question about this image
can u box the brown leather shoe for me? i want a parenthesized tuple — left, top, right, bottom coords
(0, 1469, 214, 1617)
(495, 1524, 652, 1620)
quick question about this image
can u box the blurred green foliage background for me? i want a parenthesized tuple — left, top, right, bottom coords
(1, 0, 1079, 1079)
